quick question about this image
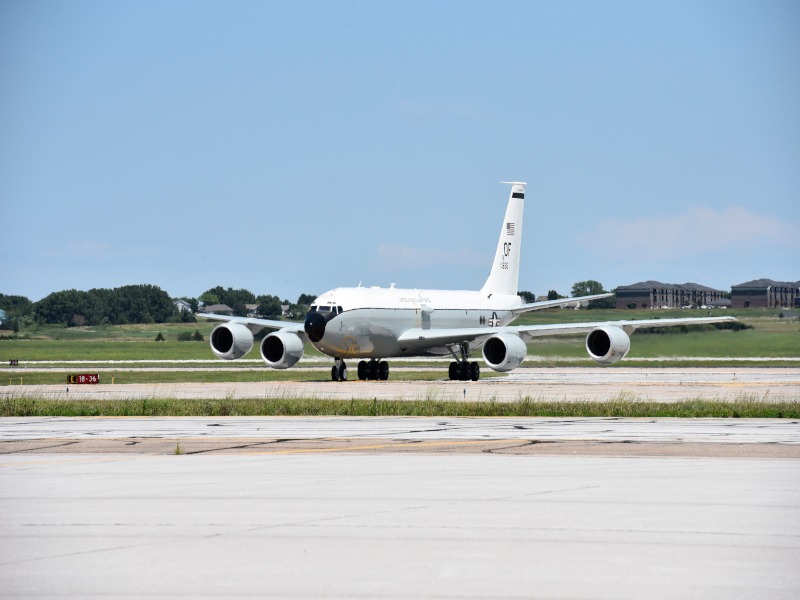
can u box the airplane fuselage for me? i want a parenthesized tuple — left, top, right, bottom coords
(306, 286, 522, 358)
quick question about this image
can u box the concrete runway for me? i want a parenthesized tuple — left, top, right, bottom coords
(3, 367, 799, 402)
(1, 450, 798, 599)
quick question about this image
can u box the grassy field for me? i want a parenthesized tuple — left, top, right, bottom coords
(1, 308, 796, 365)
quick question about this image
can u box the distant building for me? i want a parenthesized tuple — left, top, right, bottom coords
(245, 304, 259, 318)
(203, 303, 234, 315)
(173, 299, 193, 313)
(731, 279, 800, 309)
(615, 281, 726, 310)
(708, 298, 731, 309)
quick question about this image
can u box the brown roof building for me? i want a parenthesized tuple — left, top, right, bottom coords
(730, 279, 800, 309)
(615, 281, 726, 310)
(203, 303, 234, 315)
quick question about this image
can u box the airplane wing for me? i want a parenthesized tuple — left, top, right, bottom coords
(197, 313, 305, 335)
(397, 315, 737, 350)
(510, 315, 737, 340)
(511, 293, 613, 314)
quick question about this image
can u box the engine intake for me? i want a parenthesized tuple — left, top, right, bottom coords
(210, 323, 254, 360)
(482, 333, 527, 372)
(260, 331, 304, 369)
(585, 326, 630, 365)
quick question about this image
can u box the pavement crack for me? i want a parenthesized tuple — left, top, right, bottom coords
(183, 438, 306, 454)
(0, 440, 80, 454)
(482, 440, 551, 454)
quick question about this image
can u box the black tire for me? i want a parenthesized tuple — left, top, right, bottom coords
(358, 361, 367, 380)
(379, 362, 389, 380)
(448, 362, 457, 380)
(368, 360, 378, 380)
(460, 361, 470, 381)
(340, 366, 348, 381)
(331, 366, 339, 381)
(470, 361, 480, 381)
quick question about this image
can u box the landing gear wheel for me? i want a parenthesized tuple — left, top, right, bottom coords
(367, 360, 378, 380)
(448, 362, 458, 380)
(332, 360, 347, 381)
(379, 361, 390, 380)
(460, 361, 470, 381)
(470, 361, 480, 381)
(358, 360, 367, 381)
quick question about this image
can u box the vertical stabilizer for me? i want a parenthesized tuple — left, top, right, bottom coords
(480, 182, 526, 297)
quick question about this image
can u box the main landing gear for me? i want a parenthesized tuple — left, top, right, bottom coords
(448, 343, 480, 381)
(331, 359, 391, 381)
(357, 359, 389, 381)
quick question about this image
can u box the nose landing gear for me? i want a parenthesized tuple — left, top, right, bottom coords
(331, 358, 348, 381)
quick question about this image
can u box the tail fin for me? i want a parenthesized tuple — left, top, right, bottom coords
(480, 181, 526, 297)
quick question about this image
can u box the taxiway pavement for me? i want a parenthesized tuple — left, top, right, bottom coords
(2, 367, 799, 402)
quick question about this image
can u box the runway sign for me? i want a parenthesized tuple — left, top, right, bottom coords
(67, 374, 100, 384)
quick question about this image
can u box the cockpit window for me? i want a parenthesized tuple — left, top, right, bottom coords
(319, 306, 331, 313)
(309, 305, 317, 312)
(337, 306, 343, 314)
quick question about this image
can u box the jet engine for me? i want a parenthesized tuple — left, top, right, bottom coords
(585, 326, 630, 365)
(482, 332, 528, 372)
(260, 331, 304, 369)
(210, 323, 254, 360)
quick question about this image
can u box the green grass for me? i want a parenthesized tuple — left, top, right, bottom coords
(1, 395, 797, 418)
(1, 309, 796, 366)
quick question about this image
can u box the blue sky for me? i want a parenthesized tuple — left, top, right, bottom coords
(2, 0, 798, 302)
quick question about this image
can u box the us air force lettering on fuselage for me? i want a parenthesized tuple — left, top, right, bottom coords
(200, 181, 736, 382)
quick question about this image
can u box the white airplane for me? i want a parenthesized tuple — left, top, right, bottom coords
(200, 181, 735, 381)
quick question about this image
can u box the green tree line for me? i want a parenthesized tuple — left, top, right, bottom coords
(2, 285, 180, 327)
(0, 287, 320, 328)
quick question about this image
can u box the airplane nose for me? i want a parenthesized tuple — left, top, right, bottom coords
(304, 311, 327, 343)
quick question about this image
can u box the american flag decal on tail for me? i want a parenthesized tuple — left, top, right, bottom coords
(506, 222, 515, 236)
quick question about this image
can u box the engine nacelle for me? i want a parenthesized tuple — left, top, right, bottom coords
(482, 333, 527, 372)
(210, 323, 254, 360)
(260, 331, 304, 369)
(585, 326, 631, 365)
